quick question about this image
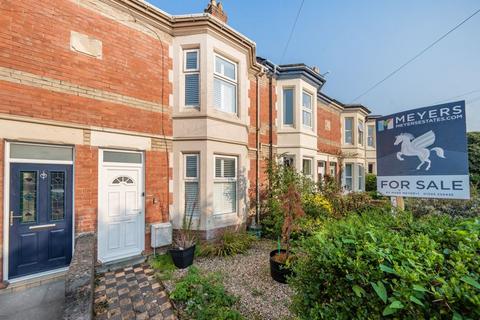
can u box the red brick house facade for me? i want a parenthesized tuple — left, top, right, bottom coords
(0, 0, 369, 284)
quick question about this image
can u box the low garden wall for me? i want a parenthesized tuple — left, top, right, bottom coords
(63, 233, 96, 320)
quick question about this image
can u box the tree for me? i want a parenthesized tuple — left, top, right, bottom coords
(468, 132, 480, 187)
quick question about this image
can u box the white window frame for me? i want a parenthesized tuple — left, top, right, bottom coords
(213, 155, 238, 214)
(184, 153, 200, 216)
(357, 164, 364, 191)
(184, 49, 200, 108)
(302, 157, 313, 177)
(358, 119, 364, 146)
(344, 117, 353, 144)
(344, 163, 353, 191)
(329, 162, 337, 177)
(367, 125, 375, 147)
(214, 54, 238, 114)
(283, 87, 295, 126)
(302, 90, 313, 128)
(183, 49, 199, 72)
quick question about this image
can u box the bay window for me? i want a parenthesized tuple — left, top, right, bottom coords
(302, 90, 312, 127)
(344, 163, 353, 191)
(329, 162, 337, 177)
(214, 55, 237, 114)
(344, 117, 353, 144)
(184, 50, 199, 108)
(357, 164, 364, 191)
(367, 125, 375, 147)
(358, 120, 364, 146)
(184, 154, 200, 216)
(302, 158, 312, 177)
(283, 88, 294, 125)
(214, 156, 237, 214)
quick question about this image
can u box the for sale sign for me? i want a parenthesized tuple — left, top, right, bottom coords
(376, 101, 470, 199)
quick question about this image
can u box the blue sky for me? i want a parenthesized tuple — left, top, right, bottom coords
(150, 0, 480, 132)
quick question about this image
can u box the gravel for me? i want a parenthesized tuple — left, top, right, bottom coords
(164, 239, 295, 320)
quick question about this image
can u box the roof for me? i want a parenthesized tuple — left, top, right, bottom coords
(343, 104, 371, 114)
(257, 57, 326, 91)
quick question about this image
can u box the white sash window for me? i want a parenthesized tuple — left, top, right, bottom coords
(302, 90, 313, 127)
(184, 154, 199, 216)
(184, 50, 200, 108)
(214, 156, 237, 214)
(214, 55, 237, 114)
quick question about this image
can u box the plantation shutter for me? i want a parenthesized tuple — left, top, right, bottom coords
(214, 182, 236, 214)
(185, 51, 198, 70)
(185, 182, 199, 216)
(185, 74, 199, 107)
(214, 156, 237, 214)
(184, 154, 199, 216)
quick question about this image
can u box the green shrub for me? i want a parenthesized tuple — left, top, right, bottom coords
(290, 212, 480, 319)
(149, 253, 176, 280)
(366, 174, 377, 191)
(170, 267, 243, 320)
(405, 185, 480, 218)
(302, 194, 333, 218)
(468, 132, 480, 186)
(199, 231, 255, 257)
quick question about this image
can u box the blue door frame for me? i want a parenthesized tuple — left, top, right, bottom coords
(8, 163, 73, 279)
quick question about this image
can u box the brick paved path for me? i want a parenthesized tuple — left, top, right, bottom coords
(94, 263, 176, 320)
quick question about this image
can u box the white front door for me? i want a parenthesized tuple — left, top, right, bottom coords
(98, 150, 144, 263)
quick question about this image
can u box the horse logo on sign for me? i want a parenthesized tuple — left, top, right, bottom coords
(394, 130, 445, 171)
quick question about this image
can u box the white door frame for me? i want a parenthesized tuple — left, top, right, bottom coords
(2, 141, 75, 283)
(97, 149, 145, 263)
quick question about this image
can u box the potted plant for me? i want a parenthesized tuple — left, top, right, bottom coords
(270, 182, 304, 283)
(169, 200, 198, 269)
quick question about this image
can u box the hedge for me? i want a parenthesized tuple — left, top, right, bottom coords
(290, 212, 480, 319)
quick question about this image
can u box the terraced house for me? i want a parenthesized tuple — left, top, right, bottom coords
(0, 0, 376, 285)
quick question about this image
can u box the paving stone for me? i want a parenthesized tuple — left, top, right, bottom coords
(94, 263, 176, 319)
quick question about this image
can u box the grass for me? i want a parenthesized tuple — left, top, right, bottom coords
(149, 252, 177, 280)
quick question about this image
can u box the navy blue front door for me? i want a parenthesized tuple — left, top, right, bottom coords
(9, 163, 73, 279)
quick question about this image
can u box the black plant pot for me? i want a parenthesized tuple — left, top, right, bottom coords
(169, 245, 196, 269)
(270, 249, 293, 284)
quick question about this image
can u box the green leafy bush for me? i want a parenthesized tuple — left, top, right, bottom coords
(468, 132, 480, 186)
(170, 267, 243, 320)
(405, 185, 480, 218)
(302, 194, 333, 218)
(366, 174, 377, 192)
(149, 253, 176, 280)
(199, 231, 255, 257)
(290, 212, 480, 319)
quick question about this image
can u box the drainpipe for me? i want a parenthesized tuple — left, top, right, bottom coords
(254, 68, 265, 226)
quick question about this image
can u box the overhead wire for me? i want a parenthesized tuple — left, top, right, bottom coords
(351, 8, 480, 103)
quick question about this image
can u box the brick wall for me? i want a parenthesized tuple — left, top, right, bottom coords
(144, 150, 171, 251)
(0, 0, 172, 106)
(248, 74, 277, 218)
(0, 82, 172, 136)
(0, 0, 172, 137)
(75, 145, 98, 234)
(317, 102, 342, 155)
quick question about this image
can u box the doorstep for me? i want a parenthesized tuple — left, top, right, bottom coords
(0, 269, 66, 295)
(96, 254, 146, 274)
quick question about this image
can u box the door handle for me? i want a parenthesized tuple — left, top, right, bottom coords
(29, 224, 56, 230)
(10, 211, 23, 226)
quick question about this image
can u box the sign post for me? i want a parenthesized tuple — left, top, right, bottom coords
(376, 101, 470, 200)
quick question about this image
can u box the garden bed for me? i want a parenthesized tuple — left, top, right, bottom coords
(160, 239, 294, 320)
